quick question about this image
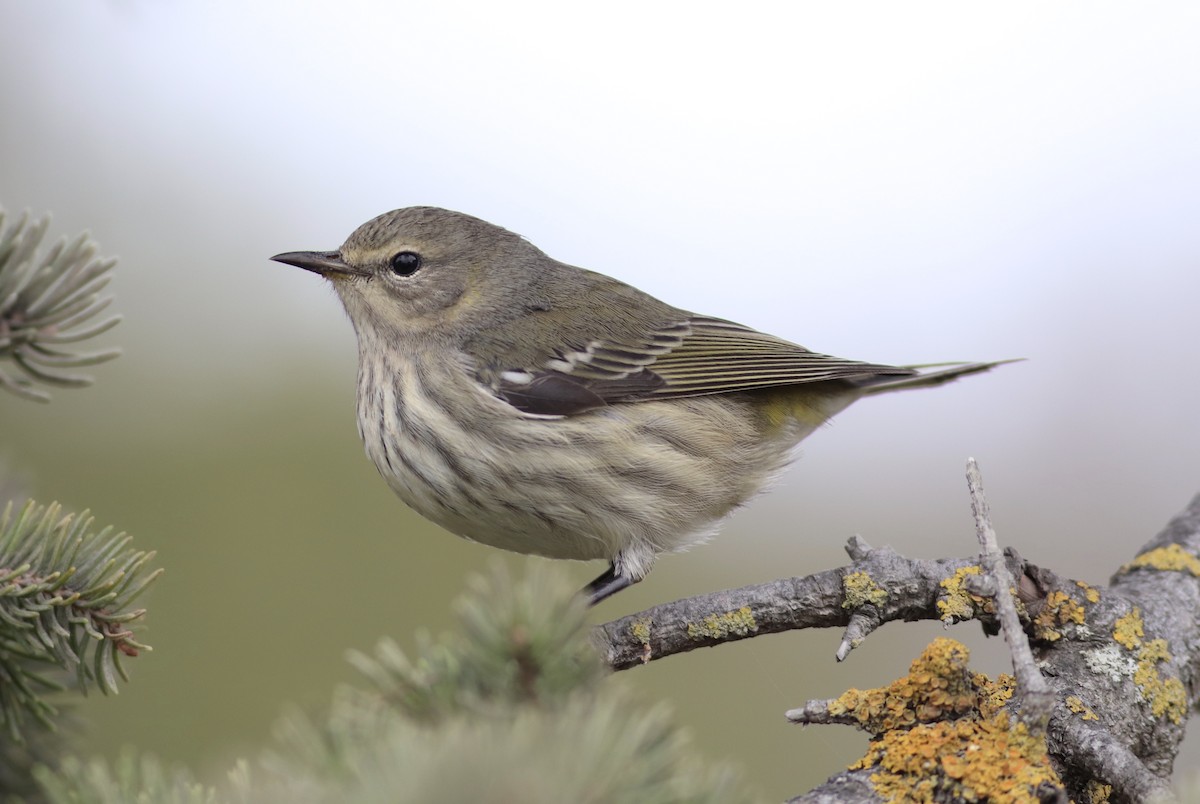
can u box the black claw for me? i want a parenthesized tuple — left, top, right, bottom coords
(583, 563, 636, 606)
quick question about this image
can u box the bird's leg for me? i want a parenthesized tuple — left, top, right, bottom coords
(583, 563, 637, 606)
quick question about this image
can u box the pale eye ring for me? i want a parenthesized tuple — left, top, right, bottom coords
(389, 251, 422, 276)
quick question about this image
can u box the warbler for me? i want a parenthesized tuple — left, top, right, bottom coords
(273, 207, 1006, 604)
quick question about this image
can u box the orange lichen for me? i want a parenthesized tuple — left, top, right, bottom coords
(1032, 590, 1086, 642)
(1076, 580, 1101, 604)
(1113, 608, 1144, 650)
(1133, 638, 1187, 724)
(842, 571, 888, 610)
(684, 606, 756, 640)
(828, 638, 979, 734)
(857, 714, 1058, 803)
(975, 672, 1016, 719)
(629, 616, 652, 645)
(1120, 544, 1200, 577)
(937, 566, 990, 622)
(1065, 695, 1099, 721)
(831, 639, 1061, 802)
(1111, 607, 1186, 724)
(1084, 780, 1112, 803)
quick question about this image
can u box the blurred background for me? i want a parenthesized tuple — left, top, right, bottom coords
(1, 2, 1198, 799)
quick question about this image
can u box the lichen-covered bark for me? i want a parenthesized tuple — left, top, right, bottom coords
(594, 492, 1200, 803)
(593, 545, 1019, 671)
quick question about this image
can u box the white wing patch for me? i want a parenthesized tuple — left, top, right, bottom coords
(544, 340, 604, 374)
(500, 370, 535, 385)
(541, 322, 692, 381)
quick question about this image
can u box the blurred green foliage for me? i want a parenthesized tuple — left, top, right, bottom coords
(32, 564, 751, 803)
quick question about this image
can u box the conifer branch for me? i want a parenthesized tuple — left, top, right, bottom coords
(0, 499, 161, 740)
(0, 209, 121, 402)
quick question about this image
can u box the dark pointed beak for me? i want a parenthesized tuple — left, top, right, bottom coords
(270, 250, 369, 277)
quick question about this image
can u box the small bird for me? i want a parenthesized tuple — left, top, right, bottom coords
(273, 207, 1006, 605)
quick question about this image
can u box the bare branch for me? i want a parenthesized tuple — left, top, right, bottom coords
(593, 545, 1013, 671)
(966, 458, 1054, 727)
(594, 476, 1200, 802)
(783, 699, 860, 727)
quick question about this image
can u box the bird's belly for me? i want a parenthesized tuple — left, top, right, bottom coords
(354, 366, 812, 562)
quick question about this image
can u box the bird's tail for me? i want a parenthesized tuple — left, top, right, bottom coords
(854, 359, 1022, 396)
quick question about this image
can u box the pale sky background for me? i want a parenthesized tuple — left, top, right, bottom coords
(2, 2, 1199, 798)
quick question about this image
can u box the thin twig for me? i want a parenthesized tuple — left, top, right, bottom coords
(965, 458, 1054, 727)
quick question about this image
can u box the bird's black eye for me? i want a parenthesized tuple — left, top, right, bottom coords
(389, 251, 422, 276)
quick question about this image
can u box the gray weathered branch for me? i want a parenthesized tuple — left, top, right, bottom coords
(594, 543, 1015, 671)
(593, 484, 1200, 803)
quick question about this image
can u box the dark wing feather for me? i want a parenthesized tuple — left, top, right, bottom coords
(483, 313, 913, 416)
(644, 317, 913, 398)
